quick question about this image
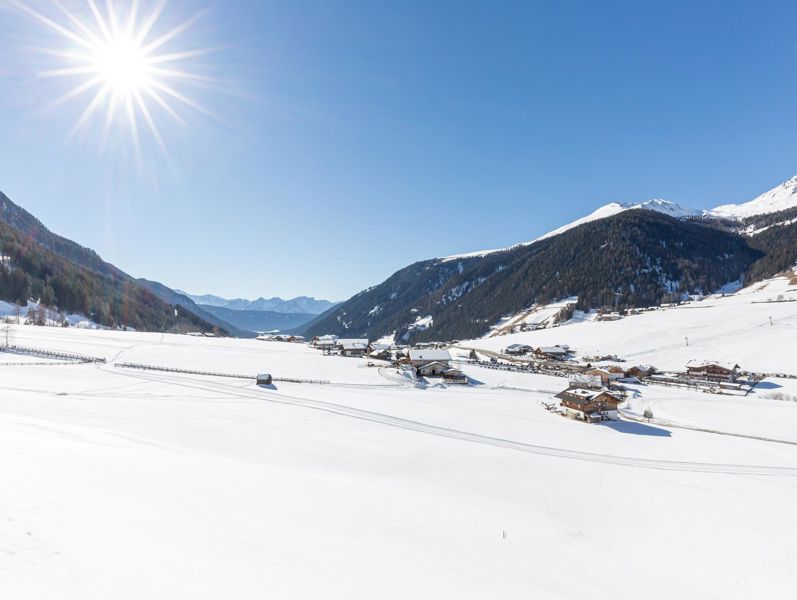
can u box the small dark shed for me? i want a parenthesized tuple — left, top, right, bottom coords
(256, 373, 273, 385)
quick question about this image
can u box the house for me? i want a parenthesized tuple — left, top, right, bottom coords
(504, 343, 532, 356)
(625, 365, 657, 378)
(555, 388, 623, 421)
(686, 360, 740, 382)
(534, 345, 569, 360)
(368, 347, 392, 361)
(417, 361, 451, 377)
(256, 373, 273, 385)
(409, 349, 452, 369)
(311, 336, 338, 351)
(338, 339, 369, 357)
(585, 367, 624, 386)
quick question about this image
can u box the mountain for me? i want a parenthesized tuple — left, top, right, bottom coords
(136, 279, 253, 338)
(442, 199, 701, 261)
(197, 304, 317, 333)
(179, 292, 336, 315)
(709, 175, 797, 219)
(303, 176, 797, 343)
(0, 191, 223, 334)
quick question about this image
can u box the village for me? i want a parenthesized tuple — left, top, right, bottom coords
(255, 331, 764, 426)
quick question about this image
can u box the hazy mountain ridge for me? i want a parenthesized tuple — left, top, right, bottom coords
(179, 292, 336, 314)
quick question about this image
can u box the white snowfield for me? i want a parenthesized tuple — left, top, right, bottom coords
(462, 272, 797, 376)
(3, 301, 797, 598)
(710, 174, 797, 218)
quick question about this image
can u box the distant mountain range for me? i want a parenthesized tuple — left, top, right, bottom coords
(179, 292, 337, 315)
(303, 175, 797, 343)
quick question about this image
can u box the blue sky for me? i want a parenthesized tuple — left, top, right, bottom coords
(1, 0, 797, 301)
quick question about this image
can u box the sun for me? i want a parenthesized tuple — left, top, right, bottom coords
(95, 32, 150, 95)
(8, 0, 215, 156)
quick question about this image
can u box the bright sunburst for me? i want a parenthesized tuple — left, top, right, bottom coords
(9, 0, 214, 156)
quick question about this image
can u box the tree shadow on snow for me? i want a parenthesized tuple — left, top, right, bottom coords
(601, 420, 671, 437)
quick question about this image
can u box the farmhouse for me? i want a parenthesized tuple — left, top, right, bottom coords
(534, 345, 569, 360)
(311, 336, 338, 351)
(625, 365, 657, 378)
(409, 349, 452, 369)
(338, 339, 369, 357)
(555, 388, 623, 422)
(417, 361, 451, 377)
(686, 360, 740, 382)
(585, 367, 624, 386)
(504, 343, 532, 356)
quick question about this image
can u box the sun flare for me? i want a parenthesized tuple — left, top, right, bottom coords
(9, 0, 214, 156)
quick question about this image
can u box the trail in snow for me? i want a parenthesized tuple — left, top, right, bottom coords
(104, 365, 797, 477)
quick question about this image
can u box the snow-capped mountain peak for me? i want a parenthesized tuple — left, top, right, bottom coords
(442, 198, 697, 261)
(709, 175, 797, 219)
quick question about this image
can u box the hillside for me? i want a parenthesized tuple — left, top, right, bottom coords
(0, 192, 221, 333)
(304, 210, 765, 341)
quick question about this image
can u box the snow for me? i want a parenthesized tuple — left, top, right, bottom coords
(441, 199, 698, 262)
(461, 272, 797, 375)
(709, 175, 797, 219)
(2, 311, 797, 598)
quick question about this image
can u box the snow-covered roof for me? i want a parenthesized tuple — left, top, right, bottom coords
(686, 360, 740, 370)
(537, 346, 568, 354)
(340, 341, 368, 350)
(409, 349, 452, 362)
(338, 338, 368, 346)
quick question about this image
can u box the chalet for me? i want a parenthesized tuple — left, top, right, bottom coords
(311, 336, 338, 351)
(585, 367, 624, 386)
(686, 360, 740, 382)
(625, 365, 657, 378)
(418, 361, 451, 377)
(534, 345, 569, 360)
(368, 348, 392, 361)
(338, 339, 369, 357)
(555, 388, 623, 422)
(505, 343, 533, 356)
(409, 349, 452, 369)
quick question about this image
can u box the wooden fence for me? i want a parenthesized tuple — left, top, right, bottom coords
(114, 361, 330, 385)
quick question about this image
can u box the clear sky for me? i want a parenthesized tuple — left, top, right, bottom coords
(1, 0, 797, 301)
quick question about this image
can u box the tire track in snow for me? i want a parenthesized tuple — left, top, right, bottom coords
(104, 366, 797, 477)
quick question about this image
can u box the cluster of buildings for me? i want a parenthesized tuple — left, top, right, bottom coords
(308, 336, 468, 383)
(256, 334, 306, 343)
(503, 344, 571, 360)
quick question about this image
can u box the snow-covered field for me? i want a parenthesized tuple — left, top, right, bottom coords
(2, 320, 797, 599)
(462, 272, 797, 375)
